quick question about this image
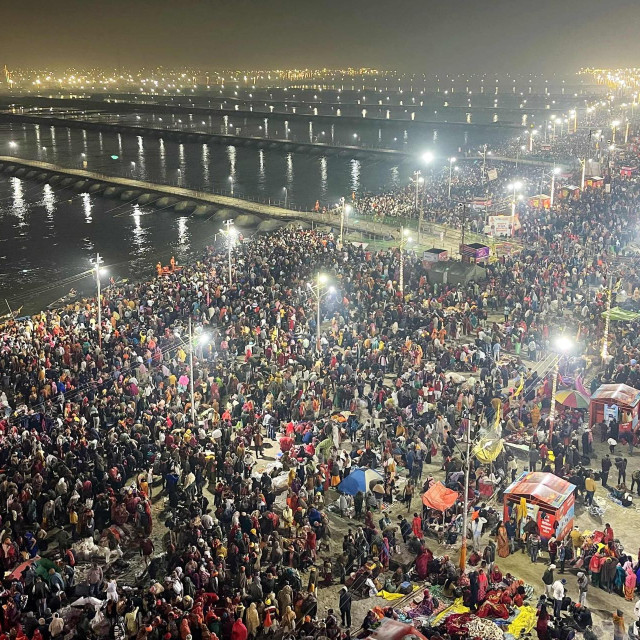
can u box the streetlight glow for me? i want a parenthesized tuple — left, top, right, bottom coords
(554, 335, 573, 353)
(421, 151, 434, 163)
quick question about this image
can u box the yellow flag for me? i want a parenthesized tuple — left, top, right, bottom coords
(513, 374, 524, 397)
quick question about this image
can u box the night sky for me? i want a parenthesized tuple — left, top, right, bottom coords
(5, 0, 640, 72)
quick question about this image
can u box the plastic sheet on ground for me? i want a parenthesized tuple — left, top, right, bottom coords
(377, 586, 419, 600)
(431, 598, 470, 625)
(271, 472, 290, 493)
(507, 606, 537, 637)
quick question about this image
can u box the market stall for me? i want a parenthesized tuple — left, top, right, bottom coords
(558, 185, 581, 199)
(584, 176, 604, 188)
(423, 248, 449, 263)
(620, 166, 637, 178)
(503, 471, 575, 541)
(528, 194, 551, 209)
(460, 242, 490, 264)
(589, 383, 640, 440)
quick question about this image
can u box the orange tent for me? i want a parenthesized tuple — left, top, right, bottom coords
(421, 481, 459, 511)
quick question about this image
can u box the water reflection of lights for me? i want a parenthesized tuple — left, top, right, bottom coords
(159, 138, 166, 180)
(350, 159, 361, 193)
(202, 144, 210, 186)
(319, 157, 328, 199)
(286, 153, 294, 185)
(227, 145, 237, 180)
(11, 178, 27, 226)
(42, 184, 55, 218)
(258, 149, 265, 190)
(82, 193, 93, 223)
(178, 217, 188, 245)
(137, 136, 146, 178)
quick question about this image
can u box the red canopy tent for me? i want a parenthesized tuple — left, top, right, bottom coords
(503, 471, 575, 541)
(422, 481, 459, 511)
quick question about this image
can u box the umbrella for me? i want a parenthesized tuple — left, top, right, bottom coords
(555, 390, 589, 410)
(372, 484, 385, 494)
(337, 467, 384, 495)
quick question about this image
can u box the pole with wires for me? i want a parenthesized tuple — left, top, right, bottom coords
(93, 253, 104, 348)
(459, 417, 472, 570)
(188, 316, 196, 426)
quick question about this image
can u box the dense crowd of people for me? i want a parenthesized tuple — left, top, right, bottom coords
(2, 106, 640, 640)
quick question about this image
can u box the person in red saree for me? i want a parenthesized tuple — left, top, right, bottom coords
(412, 513, 423, 539)
(476, 591, 509, 619)
(415, 547, 433, 580)
(231, 618, 248, 640)
(536, 604, 551, 640)
(477, 567, 488, 602)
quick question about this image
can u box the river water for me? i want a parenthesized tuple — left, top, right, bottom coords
(0, 117, 518, 207)
(0, 105, 528, 309)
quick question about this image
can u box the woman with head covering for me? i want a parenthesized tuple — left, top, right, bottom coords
(379, 537, 391, 570)
(281, 606, 296, 633)
(496, 522, 510, 558)
(626, 565, 637, 601)
(244, 603, 259, 638)
(416, 589, 434, 617)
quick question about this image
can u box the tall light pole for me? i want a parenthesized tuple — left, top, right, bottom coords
(92, 254, 105, 348)
(481, 144, 488, 181)
(528, 129, 537, 152)
(448, 157, 456, 199)
(549, 336, 573, 444)
(188, 317, 196, 426)
(339, 198, 351, 246)
(579, 157, 586, 190)
(221, 219, 236, 284)
(612, 120, 620, 144)
(418, 151, 434, 243)
(550, 166, 561, 207)
(506, 181, 523, 224)
(459, 416, 472, 570)
(399, 226, 412, 294)
(179, 320, 209, 426)
(308, 274, 335, 354)
(602, 274, 613, 361)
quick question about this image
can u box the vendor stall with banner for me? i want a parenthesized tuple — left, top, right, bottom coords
(460, 242, 490, 264)
(503, 472, 575, 541)
(584, 176, 605, 189)
(528, 194, 551, 209)
(559, 185, 581, 199)
(620, 166, 637, 178)
(589, 383, 640, 440)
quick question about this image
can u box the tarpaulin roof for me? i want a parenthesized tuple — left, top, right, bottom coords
(504, 472, 575, 509)
(473, 431, 504, 463)
(602, 307, 640, 322)
(422, 481, 459, 511)
(591, 383, 640, 407)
